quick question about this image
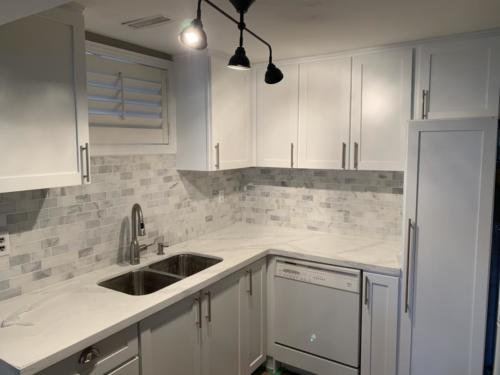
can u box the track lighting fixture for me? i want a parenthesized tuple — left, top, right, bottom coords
(179, 0, 283, 84)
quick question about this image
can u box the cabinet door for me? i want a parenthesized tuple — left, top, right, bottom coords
(399, 118, 497, 375)
(361, 272, 398, 375)
(202, 271, 242, 375)
(0, 7, 89, 193)
(298, 57, 351, 169)
(417, 36, 500, 119)
(140, 295, 201, 375)
(351, 48, 412, 171)
(256, 64, 299, 168)
(211, 55, 253, 170)
(240, 258, 267, 375)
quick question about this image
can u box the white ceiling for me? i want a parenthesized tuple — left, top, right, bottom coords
(80, 0, 500, 62)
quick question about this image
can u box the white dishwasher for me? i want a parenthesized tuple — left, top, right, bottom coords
(273, 258, 361, 375)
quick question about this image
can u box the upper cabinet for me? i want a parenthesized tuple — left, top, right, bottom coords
(255, 47, 412, 171)
(416, 35, 500, 119)
(256, 64, 299, 168)
(175, 52, 253, 171)
(0, 5, 89, 194)
(351, 48, 413, 171)
(298, 57, 351, 170)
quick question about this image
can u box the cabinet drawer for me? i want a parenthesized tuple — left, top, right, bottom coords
(38, 325, 139, 375)
(106, 357, 139, 375)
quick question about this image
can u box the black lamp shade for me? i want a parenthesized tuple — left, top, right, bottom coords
(265, 63, 283, 84)
(228, 46, 251, 70)
(178, 18, 208, 50)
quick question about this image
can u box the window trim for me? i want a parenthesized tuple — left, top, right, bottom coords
(86, 41, 176, 155)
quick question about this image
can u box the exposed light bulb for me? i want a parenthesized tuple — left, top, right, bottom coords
(178, 19, 207, 50)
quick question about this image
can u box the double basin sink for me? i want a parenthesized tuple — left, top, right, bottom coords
(99, 253, 222, 296)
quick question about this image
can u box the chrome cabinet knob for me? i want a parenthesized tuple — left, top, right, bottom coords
(78, 346, 100, 365)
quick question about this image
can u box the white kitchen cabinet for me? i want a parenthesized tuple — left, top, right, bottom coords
(140, 269, 246, 375)
(240, 258, 267, 374)
(38, 326, 139, 375)
(175, 52, 253, 171)
(416, 36, 500, 119)
(351, 48, 412, 171)
(0, 5, 89, 193)
(202, 270, 243, 375)
(360, 272, 398, 375)
(140, 295, 201, 375)
(0, 0, 71, 26)
(298, 57, 351, 169)
(256, 64, 299, 168)
(398, 118, 497, 375)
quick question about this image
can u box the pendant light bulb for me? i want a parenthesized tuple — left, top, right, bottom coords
(178, 18, 207, 50)
(228, 46, 251, 70)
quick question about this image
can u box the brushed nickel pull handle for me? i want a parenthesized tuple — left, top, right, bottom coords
(290, 142, 294, 168)
(214, 143, 220, 170)
(205, 291, 212, 322)
(80, 143, 90, 183)
(78, 346, 100, 365)
(119, 72, 125, 119)
(422, 90, 429, 119)
(405, 218, 414, 313)
(364, 276, 370, 306)
(354, 142, 359, 170)
(195, 297, 202, 328)
(342, 142, 347, 169)
(247, 269, 253, 295)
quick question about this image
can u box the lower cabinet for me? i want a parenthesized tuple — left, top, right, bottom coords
(140, 259, 267, 375)
(140, 295, 201, 375)
(38, 326, 139, 375)
(360, 272, 399, 375)
(240, 258, 267, 374)
(201, 269, 242, 374)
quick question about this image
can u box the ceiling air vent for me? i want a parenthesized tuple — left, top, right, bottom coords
(121, 15, 171, 30)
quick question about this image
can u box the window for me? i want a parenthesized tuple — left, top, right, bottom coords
(86, 42, 174, 153)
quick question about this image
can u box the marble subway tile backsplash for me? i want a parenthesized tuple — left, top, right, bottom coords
(0, 154, 241, 301)
(0, 157, 403, 301)
(241, 168, 403, 240)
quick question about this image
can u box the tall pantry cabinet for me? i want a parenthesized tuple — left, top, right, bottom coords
(399, 117, 497, 375)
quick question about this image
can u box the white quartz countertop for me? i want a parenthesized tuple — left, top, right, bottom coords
(0, 224, 401, 374)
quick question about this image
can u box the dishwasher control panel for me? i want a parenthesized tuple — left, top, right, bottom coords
(276, 260, 360, 293)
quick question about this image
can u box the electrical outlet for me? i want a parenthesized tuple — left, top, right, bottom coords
(218, 190, 225, 203)
(0, 232, 10, 257)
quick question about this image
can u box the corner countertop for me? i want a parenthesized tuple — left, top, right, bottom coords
(0, 223, 401, 374)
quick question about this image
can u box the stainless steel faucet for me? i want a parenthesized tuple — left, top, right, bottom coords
(130, 203, 146, 265)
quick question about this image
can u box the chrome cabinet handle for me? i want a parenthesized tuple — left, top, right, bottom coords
(119, 72, 125, 119)
(364, 276, 370, 306)
(290, 142, 294, 168)
(214, 143, 220, 170)
(246, 269, 253, 295)
(195, 297, 202, 328)
(353, 142, 359, 170)
(341, 142, 347, 169)
(205, 291, 212, 322)
(78, 346, 100, 365)
(80, 143, 90, 183)
(405, 219, 414, 313)
(422, 90, 429, 119)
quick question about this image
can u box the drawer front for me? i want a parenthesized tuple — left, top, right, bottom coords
(38, 325, 139, 375)
(106, 357, 139, 375)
